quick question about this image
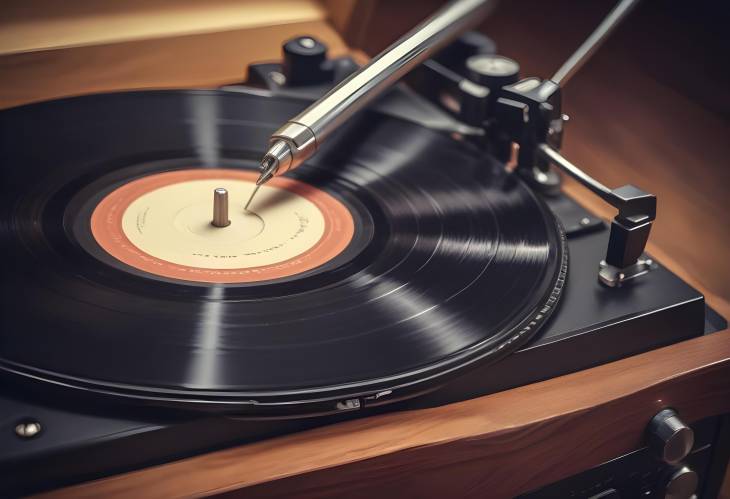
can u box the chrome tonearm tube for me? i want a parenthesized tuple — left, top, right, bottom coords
(246, 0, 496, 207)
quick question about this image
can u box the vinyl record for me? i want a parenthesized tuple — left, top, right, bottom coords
(0, 90, 566, 415)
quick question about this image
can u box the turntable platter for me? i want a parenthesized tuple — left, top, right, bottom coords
(0, 90, 566, 415)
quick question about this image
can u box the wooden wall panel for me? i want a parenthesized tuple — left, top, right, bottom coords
(0, 0, 328, 55)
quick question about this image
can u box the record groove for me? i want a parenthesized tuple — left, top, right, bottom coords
(0, 90, 567, 415)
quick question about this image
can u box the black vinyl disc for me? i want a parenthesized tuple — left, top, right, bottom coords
(0, 90, 566, 415)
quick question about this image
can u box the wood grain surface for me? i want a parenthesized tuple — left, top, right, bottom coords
(0, 19, 348, 109)
(0, 0, 328, 56)
(37, 330, 730, 499)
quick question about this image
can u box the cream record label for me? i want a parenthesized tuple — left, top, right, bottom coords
(90, 169, 355, 283)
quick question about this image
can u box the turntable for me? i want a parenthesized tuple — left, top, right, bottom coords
(1, 1, 729, 497)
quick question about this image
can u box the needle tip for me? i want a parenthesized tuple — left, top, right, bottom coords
(257, 155, 279, 186)
(244, 183, 260, 211)
(247, 149, 282, 209)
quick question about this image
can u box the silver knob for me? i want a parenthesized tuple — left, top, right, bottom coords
(647, 408, 694, 464)
(664, 466, 698, 499)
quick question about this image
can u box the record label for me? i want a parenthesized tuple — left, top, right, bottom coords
(90, 168, 354, 283)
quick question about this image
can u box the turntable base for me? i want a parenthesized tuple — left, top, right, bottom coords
(36, 329, 730, 499)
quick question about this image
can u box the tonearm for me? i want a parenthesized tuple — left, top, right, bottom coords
(411, 0, 653, 287)
(239, 0, 654, 287)
(495, 0, 654, 287)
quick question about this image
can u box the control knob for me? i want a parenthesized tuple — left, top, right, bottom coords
(465, 53, 520, 90)
(663, 465, 698, 499)
(646, 408, 694, 464)
(459, 53, 520, 127)
(282, 36, 332, 86)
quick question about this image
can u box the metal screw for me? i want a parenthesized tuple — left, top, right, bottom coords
(299, 37, 316, 49)
(269, 71, 286, 86)
(15, 420, 42, 439)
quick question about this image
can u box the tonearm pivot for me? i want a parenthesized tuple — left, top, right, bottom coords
(491, 0, 655, 286)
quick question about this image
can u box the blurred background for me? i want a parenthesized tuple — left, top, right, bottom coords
(1, 0, 728, 343)
(1, 0, 728, 494)
(348, 1, 730, 322)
